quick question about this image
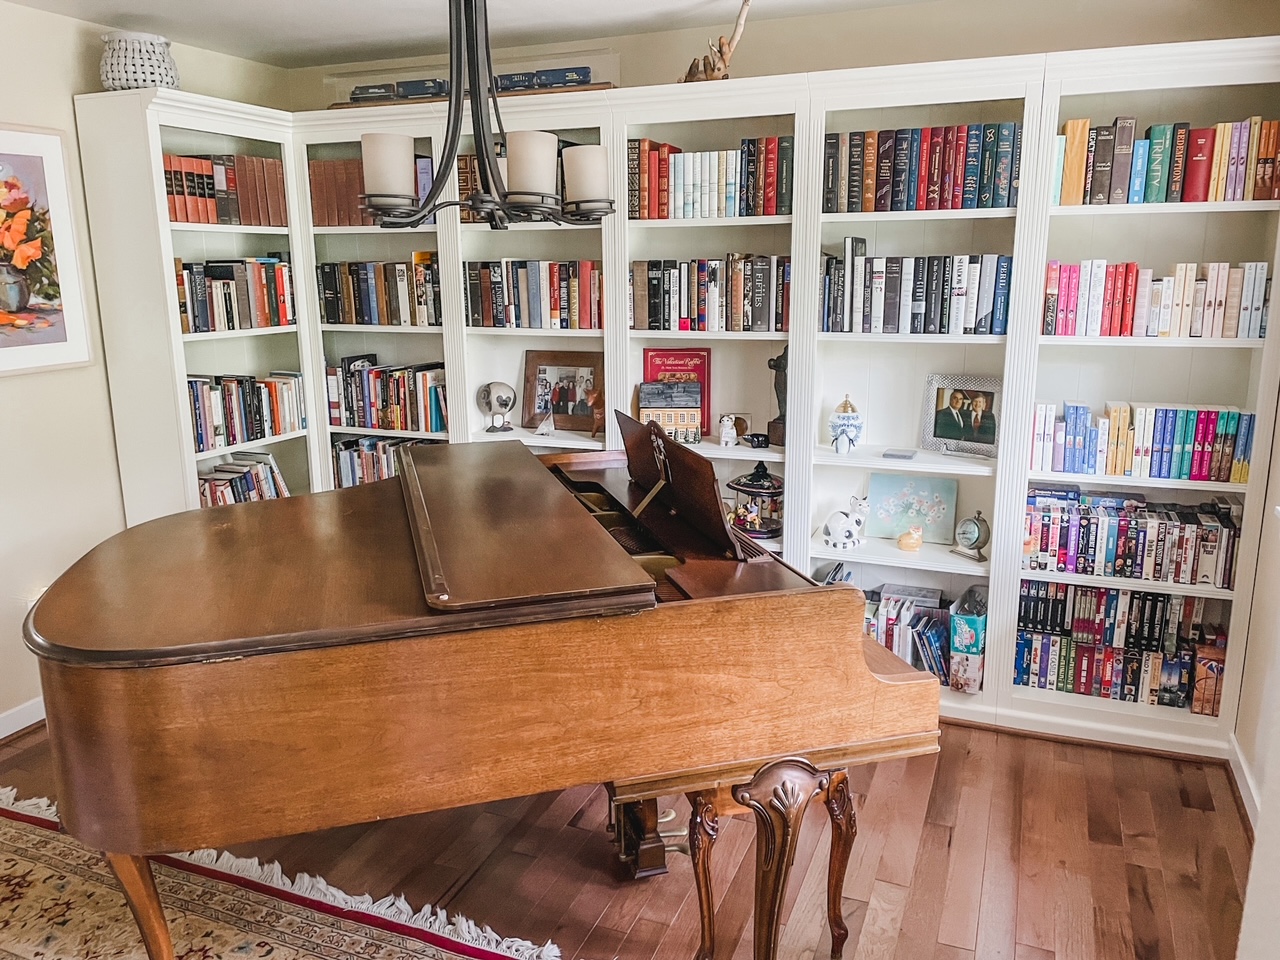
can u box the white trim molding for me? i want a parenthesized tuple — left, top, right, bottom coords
(1230, 733, 1261, 828)
(0, 698, 44, 742)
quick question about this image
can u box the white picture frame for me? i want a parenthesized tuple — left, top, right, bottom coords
(920, 373, 1002, 458)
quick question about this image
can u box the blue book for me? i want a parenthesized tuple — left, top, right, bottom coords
(907, 128, 921, 210)
(992, 255, 1013, 335)
(1128, 140, 1149, 204)
(1087, 426, 1099, 474)
(1170, 408, 1186, 477)
(739, 141, 752, 218)
(1104, 508, 1120, 576)
(1051, 135, 1066, 205)
(1151, 408, 1167, 478)
(962, 126, 983, 208)
(1160, 408, 1177, 478)
(1014, 634, 1029, 685)
(358, 264, 376, 324)
(993, 122, 1016, 207)
(415, 156, 437, 224)
(1009, 122, 1022, 207)
(1039, 636, 1052, 688)
(978, 124, 999, 208)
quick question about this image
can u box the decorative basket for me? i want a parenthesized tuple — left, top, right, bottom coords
(100, 31, 179, 91)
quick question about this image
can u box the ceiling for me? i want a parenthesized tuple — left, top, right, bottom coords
(15, 0, 911, 68)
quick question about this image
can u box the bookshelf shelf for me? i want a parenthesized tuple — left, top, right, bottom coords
(821, 208, 1017, 223)
(192, 429, 309, 462)
(629, 330, 789, 341)
(1010, 685, 1220, 727)
(814, 446, 997, 477)
(818, 333, 1007, 345)
(182, 326, 297, 342)
(810, 535, 990, 577)
(319, 324, 443, 334)
(696, 444, 785, 463)
(1018, 567, 1233, 600)
(313, 225, 437, 235)
(1026, 469, 1249, 494)
(1049, 200, 1280, 217)
(330, 426, 448, 441)
(169, 221, 291, 235)
(628, 215, 793, 229)
(469, 427, 605, 450)
(1038, 336, 1265, 349)
(466, 326, 603, 337)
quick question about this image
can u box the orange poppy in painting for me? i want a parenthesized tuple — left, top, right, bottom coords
(0, 208, 31, 250)
(10, 238, 41, 270)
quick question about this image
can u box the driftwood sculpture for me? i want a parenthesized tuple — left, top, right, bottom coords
(679, 0, 751, 82)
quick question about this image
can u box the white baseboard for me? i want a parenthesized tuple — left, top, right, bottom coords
(0, 698, 44, 742)
(1229, 733, 1261, 828)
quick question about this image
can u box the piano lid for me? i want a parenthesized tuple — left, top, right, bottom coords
(26, 442, 655, 668)
(397, 441, 655, 611)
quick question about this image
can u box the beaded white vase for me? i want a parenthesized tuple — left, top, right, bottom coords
(100, 31, 179, 91)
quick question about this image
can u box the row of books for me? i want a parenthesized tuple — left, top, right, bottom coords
(821, 240, 1012, 335)
(187, 371, 307, 453)
(316, 254, 443, 327)
(197, 452, 291, 507)
(464, 260, 603, 329)
(175, 257, 295, 335)
(332, 437, 440, 489)
(868, 592, 951, 683)
(1055, 116, 1280, 206)
(1042, 259, 1270, 339)
(821, 122, 1022, 214)
(626, 137, 795, 220)
(163, 153, 288, 227)
(326, 354, 448, 433)
(627, 255, 791, 333)
(1022, 487, 1243, 590)
(1030, 402, 1255, 484)
(309, 157, 388, 227)
(1015, 580, 1226, 714)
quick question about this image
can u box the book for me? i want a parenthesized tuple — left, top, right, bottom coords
(1061, 119, 1091, 205)
(643, 348, 711, 436)
(1089, 124, 1116, 204)
(1110, 117, 1136, 204)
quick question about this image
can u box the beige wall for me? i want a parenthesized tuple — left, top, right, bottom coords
(0, 0, 288, 721)
(285, 0, 1280, 110)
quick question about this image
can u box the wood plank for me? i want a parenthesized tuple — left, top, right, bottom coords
(845, 760, 907, 902)
(924, 724, 970, 829)
(776, 822, 834, 959)
(1052, 742, 1096, 960)
(1147, 757, 1213, 960)
(1126, 863, 1175, 960)
(1016, 741, 1056, 951)
(932, 946, 975, 960)
(891, 821, 952, 960)
(1176, 762, 1215, 812)
(875, 752, 939, 888)
(1014, 946, 1056, 960)
(1114, 752, 1161, 870)
(852, 880, 910, 960)
(1082, 746, 1122, 847)
(973, 732, 1022, 960)
(936, 730, 994, 950)
(1203, 763, 1253, 893)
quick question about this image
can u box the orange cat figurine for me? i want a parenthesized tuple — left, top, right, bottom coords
(586, 386, 605, 438)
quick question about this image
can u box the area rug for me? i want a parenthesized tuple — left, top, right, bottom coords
(0, 788, 559, 960)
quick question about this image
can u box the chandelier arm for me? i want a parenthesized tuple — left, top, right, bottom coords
(464, 0, 503, 207)
(478, 0, 509, 194)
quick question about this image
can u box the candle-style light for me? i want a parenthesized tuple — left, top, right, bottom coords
(357, 0, 614, 229)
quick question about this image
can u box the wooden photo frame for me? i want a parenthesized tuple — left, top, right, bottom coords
(920, 373, 1002, 458)
(522, 349, 604, 431)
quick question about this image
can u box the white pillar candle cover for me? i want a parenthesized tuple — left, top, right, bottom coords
(562, 144, 609, 206)
(360, 133, 415, 204)
(505, 130, 560, 201)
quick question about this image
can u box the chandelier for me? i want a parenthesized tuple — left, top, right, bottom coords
(359, 0, 615, 229)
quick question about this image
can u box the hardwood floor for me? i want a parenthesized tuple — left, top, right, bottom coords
(0, 722, 1251, 959)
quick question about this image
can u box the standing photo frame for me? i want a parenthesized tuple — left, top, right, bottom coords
(920, 373, 1002, 458)
(522, 349, 605, 431)
(0, 127, 91, 376)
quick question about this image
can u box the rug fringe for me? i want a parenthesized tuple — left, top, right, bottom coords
(0, 789, 561, 960)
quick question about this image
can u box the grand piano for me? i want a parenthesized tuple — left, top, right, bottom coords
(24, 414, 940, 960)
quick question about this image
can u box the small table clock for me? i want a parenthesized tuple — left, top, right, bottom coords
(952, 509, 990, 562)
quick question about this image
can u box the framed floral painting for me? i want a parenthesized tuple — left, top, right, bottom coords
(0, 128, 90, 375)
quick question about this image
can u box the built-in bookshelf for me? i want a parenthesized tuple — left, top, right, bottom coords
(74, 37, 1280, 768)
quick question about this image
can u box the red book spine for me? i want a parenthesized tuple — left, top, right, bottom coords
(926, 126, 944, 210)
(657, 143, 671, 220)
(1109, 263, 1126, 336)
(1101, 647, 1115, 698)
(200, 158, 217, 223)
(1182, 128, 1217, 203)
(1101, 264, 1118, 336)
(1120, 262, 1139, 336)
(764, 137, 779, 216)
(1191, 410, 1209, 479)
(940, 126, 957, 210)
(915, 127, 931, 210)
(647, 149, 659, 220)
(950, 125, 966, 209)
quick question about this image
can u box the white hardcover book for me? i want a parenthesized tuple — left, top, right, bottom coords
(1142, 404, 1157, 480)
(899, 256, 915, 334)
(870, 258, 887, 333)
(1157, 277, 1175, 336)
(1076, 260, 1093, 337)
(1212, 261, 1229, 337)
(1204, 263, 1220, 336)
(1240, 262, 1258, 338)
(1040, 402, 1056, 472)
(701, 152, 713, 218)
(1032, 403, 1047, 471)
(1095, 416, 1110, 476)
(851, 256, 865, 334)
(671, 154, 684, 219)
(1086, 259, 1107, 337)
(1134, 268, 1154, 336)
(1132, 405, 1148, 478)
(975, 253, 998, 334)
(949, 254, 970, 335)
(707, 260, 721, 331)
(838, 133, 850, 213)
(1178, 263, 1198, 337)
(1171, 263, 1188, 337)
(690, 152, 701, 219)
(1249, 261, 1268, 338)
(726, 151, 739, 217)
(394, 263, 413, 325)
(539, 262, 552, 325)
(1189, 279, 1207, 337)
(963, 259, 982, 334)
(842, 237, 855, 332)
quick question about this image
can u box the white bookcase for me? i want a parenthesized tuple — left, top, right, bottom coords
(73, 36, 1280, 761)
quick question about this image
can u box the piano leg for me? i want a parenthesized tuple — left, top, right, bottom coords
(686, 790, 720, 960)
(105, 852, 175, 960)
(734, 758, 829, 960)
(823, 769, 858, 958)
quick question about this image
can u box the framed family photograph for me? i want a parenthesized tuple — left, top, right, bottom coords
(0, 127, 90, 376)
(920, 373, 1002, 457)
(522, 349, 604, 431)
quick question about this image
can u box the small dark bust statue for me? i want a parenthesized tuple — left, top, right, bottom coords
(767, 346, 788, 421)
